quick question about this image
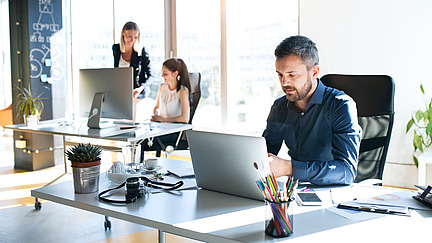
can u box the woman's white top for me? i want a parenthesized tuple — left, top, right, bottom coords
(159, 82, 188, 118)
(119, 55, 130, 67)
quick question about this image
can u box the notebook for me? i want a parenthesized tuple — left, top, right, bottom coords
(168, 167, 195, 178)
(186, 130, 268, 201)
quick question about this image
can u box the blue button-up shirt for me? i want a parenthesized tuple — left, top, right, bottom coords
(263, 80, 362, 185)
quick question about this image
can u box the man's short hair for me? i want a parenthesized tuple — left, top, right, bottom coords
(274, 35, 319, 70)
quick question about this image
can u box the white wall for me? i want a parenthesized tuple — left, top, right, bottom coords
(299, 0, 432, 187)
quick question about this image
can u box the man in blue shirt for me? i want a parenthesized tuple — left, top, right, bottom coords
(263, 35, 362, 185)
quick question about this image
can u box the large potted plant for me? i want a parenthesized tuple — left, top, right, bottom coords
(14, 86, 44, 127)
(65, 143, 102, 193)
(406, 84, 432, 168)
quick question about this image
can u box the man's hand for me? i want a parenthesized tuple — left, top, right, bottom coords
(268, 153, 292, 177)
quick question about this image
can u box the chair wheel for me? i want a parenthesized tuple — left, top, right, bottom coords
(104, 220, 111, 230)
(35, 201, 42, 210)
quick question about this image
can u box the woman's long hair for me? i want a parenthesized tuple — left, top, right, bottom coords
(163, 58, 191, 92)
(120, 21, 140, 53)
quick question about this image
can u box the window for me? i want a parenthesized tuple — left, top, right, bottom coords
(0, 1, 11, 109)
(226, 0, 298, 132)
(73, 0, 113, 69)
(70, 0, 298, 129)
(71, 0, 164, 118)
(176, 0, 222, 127)
(176, 0, 298, 131)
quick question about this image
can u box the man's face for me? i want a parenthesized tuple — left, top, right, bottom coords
(275, 55, 318, 103)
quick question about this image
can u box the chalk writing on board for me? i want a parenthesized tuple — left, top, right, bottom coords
(29, 0, 64, 83)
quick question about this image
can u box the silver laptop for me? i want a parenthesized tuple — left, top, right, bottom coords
(187, 130, 268, 201)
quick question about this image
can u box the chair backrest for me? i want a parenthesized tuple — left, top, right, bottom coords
(320, 74, 395, 182)
(188, 72, 201, 124)
(0, 104, 13, 127)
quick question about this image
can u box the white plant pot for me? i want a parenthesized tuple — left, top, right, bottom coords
(25, 114, 39, 127)
(417, 151, 432, 186)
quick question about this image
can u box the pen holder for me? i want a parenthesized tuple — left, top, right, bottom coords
(265, 198, 294, 238)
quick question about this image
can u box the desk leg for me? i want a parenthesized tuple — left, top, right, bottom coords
(158, 230, 166, 243)
(34, 135, 69, 210)
(104, 216, 111, 230)
(63, 135, 68, 174)
(35, 197, 41, 210)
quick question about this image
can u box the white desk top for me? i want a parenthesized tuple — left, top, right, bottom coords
(6, 119, 193, 143)
(31, 159, 432, 243)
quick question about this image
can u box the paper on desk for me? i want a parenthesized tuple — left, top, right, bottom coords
(326, 186, 431, 221)
(329, 186, 356, 204)
(354, 189, 431, 211)
(132, 125, 150, 137)
(326, 205, 384, 222)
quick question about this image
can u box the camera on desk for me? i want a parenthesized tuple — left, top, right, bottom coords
(125, 177, 145, 203)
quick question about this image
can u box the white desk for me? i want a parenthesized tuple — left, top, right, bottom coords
(6, 119, 193, 143)
(7, 120, 192, 209)
(6, 119, 193, 174)
(6, 119, 193, 159)
(31, 159, 432, 243)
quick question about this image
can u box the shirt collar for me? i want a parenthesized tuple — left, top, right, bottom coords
(286, 79, 325, 110)
(308, 79, 325, 105)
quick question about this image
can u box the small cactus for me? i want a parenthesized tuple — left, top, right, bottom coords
(65, 143, 102, 163)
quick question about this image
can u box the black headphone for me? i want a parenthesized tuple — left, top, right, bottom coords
(98, 176, 184, 203)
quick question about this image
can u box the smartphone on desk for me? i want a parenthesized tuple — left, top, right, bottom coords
(296, 192, 322, 206)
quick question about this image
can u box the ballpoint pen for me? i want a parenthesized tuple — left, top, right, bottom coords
(337, 204, 409, 215)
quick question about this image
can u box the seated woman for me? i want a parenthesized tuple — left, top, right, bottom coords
(141, 58, 191, 158)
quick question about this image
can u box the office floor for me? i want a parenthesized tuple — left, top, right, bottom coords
(0, 132, 200, 243)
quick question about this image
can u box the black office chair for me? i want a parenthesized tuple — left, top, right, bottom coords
(144, 72, 201, 157)
(320, 74, 395, 184)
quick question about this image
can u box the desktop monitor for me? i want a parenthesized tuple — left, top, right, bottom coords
(79, 68, 133, 128)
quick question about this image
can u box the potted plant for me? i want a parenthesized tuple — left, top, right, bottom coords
(406, 84, 432, 168)
(65, 143, 102, 193)
(14, 86, 44, 127)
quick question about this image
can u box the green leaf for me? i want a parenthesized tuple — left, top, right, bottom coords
(65, 143, 102, 162)
(427, 120, 432, 137)
(426, 107, 432, 121)
(413, 155, 419, 168)
(420, 84, 425, 94)
(406, 118, 414, 133)
(415, 110, 424, 122)
(414, 133, 423, 152)
(13, 85, 45, 118)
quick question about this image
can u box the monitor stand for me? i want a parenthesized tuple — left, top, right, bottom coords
(87, 92, 114, 129)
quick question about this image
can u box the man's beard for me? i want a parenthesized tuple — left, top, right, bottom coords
(283, 77, 313, 102)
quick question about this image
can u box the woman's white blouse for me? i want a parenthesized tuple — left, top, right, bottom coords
(159, 83, 188, 118)
(119, 55, 130, 67)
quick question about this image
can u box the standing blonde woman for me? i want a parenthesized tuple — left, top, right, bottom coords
(113, 21, 152, 119)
